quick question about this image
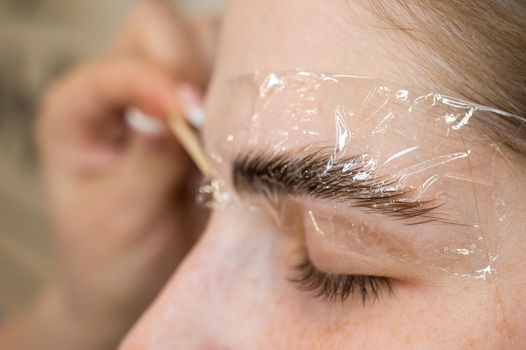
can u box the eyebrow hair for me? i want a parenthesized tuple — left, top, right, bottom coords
(232, 149, 451, 225)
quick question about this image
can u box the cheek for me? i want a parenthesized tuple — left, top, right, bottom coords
(277, 283, 511, 349)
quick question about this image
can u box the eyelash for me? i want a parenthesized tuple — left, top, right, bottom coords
(290, 255, 393, 304)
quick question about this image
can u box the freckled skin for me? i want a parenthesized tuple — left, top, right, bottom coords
(462, 338, 480, 350)
(120, 0, 526, 348)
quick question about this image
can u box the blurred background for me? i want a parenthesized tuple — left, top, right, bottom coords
(0, 0, 224, 317)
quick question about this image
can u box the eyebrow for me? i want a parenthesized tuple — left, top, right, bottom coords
(232, 149, 450, 225)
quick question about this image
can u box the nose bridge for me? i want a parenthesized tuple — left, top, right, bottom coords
(186, 209, 274, 304)
(121, 209, 275, 349)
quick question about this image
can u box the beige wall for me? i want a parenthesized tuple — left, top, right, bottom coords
(0, 0, 224, 315)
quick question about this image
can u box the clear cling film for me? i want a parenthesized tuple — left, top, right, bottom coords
(200, 70, 525, 281)
(197, 179, 230, 209)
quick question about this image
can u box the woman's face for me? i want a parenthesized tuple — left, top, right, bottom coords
(122, 0, 526, 348)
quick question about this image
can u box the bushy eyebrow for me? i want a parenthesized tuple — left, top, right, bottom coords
(232, 149, 451, 225)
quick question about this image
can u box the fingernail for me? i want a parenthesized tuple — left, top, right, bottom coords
(178, 84, 206, 129)
(125, 107, 166, 136)
(185, 104, 206, 129)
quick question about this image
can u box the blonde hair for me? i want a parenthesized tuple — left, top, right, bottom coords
(370, 0, 526, 153)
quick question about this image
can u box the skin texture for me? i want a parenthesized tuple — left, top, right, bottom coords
(121, 0, 526, 349)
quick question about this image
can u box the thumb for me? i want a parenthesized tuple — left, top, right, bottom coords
(118, 84, 205, 207)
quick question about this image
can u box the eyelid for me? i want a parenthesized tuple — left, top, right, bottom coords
(289, 252, 393, 304)
(302, 203, 488, 279)
(302, 207, 411, 277)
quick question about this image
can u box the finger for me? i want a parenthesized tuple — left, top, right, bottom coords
(40, 57, 178, 137)
(187, 16, 221, 80)
(37, 57, 202, 170)
(117, 127, 194, 207)
(112, 1, 207, 87)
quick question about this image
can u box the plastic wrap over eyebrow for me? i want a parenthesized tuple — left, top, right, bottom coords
(202, 70, 526, 281)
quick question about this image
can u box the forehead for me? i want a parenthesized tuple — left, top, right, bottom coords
(206, 70, 491, 175)
(204, 0, 480, 155)
(204, 0, 503, 179)
(207, 0, 410, 89)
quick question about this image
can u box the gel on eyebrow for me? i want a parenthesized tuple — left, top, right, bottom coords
(202, 69, 526, 281)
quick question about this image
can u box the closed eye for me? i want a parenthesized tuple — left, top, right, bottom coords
(290, 252, 393, 304)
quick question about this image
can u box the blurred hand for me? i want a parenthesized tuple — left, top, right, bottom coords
(32, 2, 218, 347)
